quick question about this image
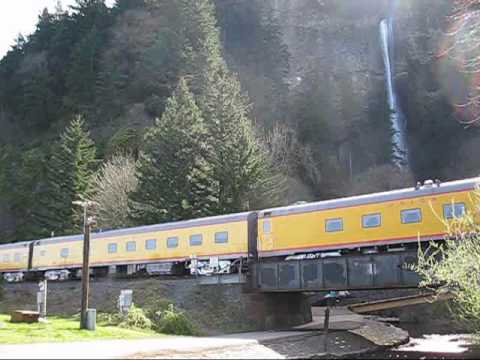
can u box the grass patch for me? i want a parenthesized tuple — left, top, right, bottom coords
(0, 314, 162, 344)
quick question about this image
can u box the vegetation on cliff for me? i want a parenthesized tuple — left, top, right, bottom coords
(0, 0, 479, 242)
(0, 0, 286, 240)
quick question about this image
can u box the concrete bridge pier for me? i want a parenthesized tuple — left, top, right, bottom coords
(243, 291, 312, 330)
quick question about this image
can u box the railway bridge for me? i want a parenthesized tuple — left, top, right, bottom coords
(195, 249, 426, 330)
(249, 249, 421, 292)
(0, 249, 427, 333)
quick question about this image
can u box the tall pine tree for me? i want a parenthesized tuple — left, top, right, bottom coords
(201, 65, 283, 213)
(130, 78, 217, 225)
(37, 116, 97, 236)
(180, 0, 284, 213)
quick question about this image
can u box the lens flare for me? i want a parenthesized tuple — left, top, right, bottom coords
(438, 1, 480, 126)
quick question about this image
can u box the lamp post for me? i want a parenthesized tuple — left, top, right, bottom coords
(73, 200, 97, 330)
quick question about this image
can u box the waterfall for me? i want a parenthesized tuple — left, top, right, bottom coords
(379, 18, 409, 167)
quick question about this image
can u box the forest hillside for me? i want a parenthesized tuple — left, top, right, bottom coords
(0, 0, 478, 242)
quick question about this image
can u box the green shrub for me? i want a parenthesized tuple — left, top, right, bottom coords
(414, 192, 480, 334)
(120, 304, 152, 330)
(97, 312, 122, 326)
(0, 277, 4, 301)
(145, 298, 171, 320)
(151, 304, 195, 336)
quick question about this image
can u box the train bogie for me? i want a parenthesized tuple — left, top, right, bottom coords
(3, 272, 24, 283)
(44, 269, 71, 281)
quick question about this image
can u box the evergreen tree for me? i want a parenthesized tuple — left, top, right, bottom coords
(37, 116, 97, 236)
(179, 0, 224, 93)
(215, 0, 290, 129)
(181, 0, 284, 212)
(65, 0, 112, 114)
(201, 65, 282, 213)
(0, 146, 48, 242)
(12, 149, 47, 241)
(130, 78, 217, 225)
(65, 26, 102, 112)
(30, 8, 56, 51)
(21, 67, 55, 130)
(113, 0, 145, 14)
(0, 145, 20, 243)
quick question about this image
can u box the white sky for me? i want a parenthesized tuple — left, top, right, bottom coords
(0, 0, 115, 59)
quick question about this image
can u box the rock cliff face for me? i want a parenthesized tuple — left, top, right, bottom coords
(267, 0, 478, 182)
(264, 0, 395, 197)
(1, 1, 478, 242)
(273, 0, 389, 129)
(274, 0, 388, 94)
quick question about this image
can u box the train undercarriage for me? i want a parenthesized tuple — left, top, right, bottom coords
(1, 256, 249, 283)
(1, 238, 435, 284)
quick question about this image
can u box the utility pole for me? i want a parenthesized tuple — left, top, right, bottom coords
(74, 200, 97, 330)
(80, 203, 90, 330)
(323, 291, 337, 354)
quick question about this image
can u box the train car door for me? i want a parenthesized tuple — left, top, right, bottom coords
(260, 212, 275, 253)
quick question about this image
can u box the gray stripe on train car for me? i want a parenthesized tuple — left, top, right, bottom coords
(7, 212, 252, 247)
(258, 177, 479, 218)
(258, 234, 444, 258)
(0, 242, 31, 250)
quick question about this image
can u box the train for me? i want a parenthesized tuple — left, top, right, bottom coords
(0, 177, 478, 282)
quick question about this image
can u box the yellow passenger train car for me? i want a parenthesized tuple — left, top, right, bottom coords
(0, 177, 478, 282)
(25, 212, 254, 280)
(257, 177, 478, 257)
(0, 241, 31, 281)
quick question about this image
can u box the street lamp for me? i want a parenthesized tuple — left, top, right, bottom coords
(73, 200, 97, 330)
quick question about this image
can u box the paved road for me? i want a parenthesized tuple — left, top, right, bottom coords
(0, 331, 308, 359)
(0, 307, 408, 359)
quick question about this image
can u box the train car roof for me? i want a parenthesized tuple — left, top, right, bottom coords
(10, 211, 253, 246)
(0, 241, 31, 250)
(259, 177, 480, 218)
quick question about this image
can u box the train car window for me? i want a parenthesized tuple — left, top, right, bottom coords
(108, 243, 118, 254)
(263, 220, 272, 234)
(167, 237, 179, 248)
(362, 213, 381, 228)
(2, 254, 9, 263)
(443, 203, 466, 219)
(126, 241, 136, 252)
(60, 248, 69, 258)
(145, 239, 157, 250)
(40, 250, 46, 257)
(401, 209, 422, 224)
(215, 232, 229, 244)
(14, 253, 21, 262)
(325, 218, 343, 232)
(189, 234, 203, 246)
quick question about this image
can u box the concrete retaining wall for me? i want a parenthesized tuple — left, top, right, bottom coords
(0, 277, 311, 335)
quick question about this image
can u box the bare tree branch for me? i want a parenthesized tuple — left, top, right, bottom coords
(92, 154, 138, 230)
